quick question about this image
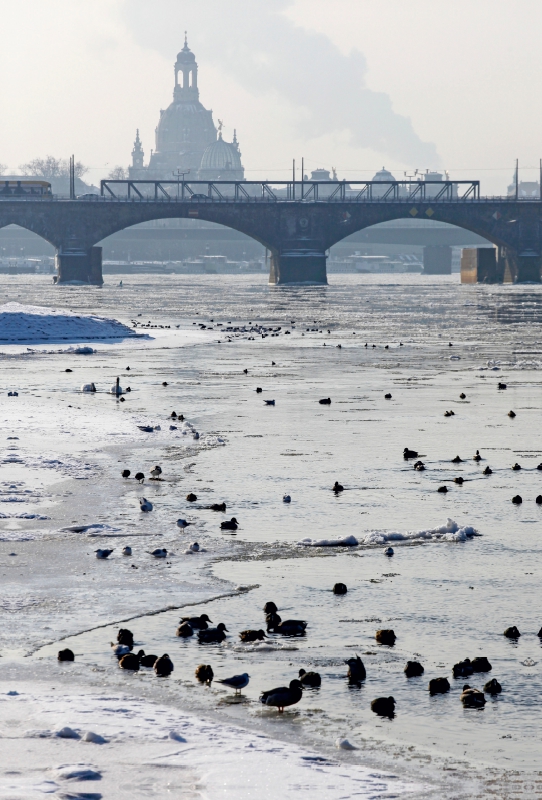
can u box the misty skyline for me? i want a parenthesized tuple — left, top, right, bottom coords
(1, 0, 541, 193)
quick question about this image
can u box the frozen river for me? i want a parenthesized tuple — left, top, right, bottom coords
(1, 273, 542, 798)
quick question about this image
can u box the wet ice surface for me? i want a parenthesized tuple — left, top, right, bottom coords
(2, 274, 542, 797)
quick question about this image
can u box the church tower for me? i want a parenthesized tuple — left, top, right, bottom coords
(130, 129, 145, 177)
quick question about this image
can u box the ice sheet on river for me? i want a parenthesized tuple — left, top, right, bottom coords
(0, 302, 140, 343)
(361, 518, 478, 545)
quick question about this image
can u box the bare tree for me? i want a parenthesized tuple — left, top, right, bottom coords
(108, 166, 128, 180)
(19, 156, 88, 179)
(0, 163, 6, 175)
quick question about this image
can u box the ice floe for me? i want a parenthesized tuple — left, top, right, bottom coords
(0, 302, 142, 343)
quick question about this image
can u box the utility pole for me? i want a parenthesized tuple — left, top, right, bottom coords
(69, 155, 75, 200)
(292, 159, 295, 200)
(515, 159, 519, 200)
(173, 169, 190, 200)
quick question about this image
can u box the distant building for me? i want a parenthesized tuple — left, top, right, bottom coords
(129, 37, 244, 182)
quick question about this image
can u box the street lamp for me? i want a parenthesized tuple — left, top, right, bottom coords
(173, 169, 190, 200)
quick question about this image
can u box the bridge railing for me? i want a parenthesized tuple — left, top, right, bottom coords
(99, 179, 481, 203)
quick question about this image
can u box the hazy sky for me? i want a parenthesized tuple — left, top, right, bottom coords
(1, 0, 541, 193)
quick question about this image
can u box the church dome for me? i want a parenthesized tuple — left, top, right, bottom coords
(372, 167, 396, 182)
(199, 133, 244, 180)
(176, 42, 196, 64)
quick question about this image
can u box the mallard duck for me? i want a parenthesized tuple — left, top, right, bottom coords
(260, 679, 303, 713)
(371, 696, 395, 717)
(403, 448, 418, 459)
(333, 481, 344, 493)
(239, 629, 266, 643)
(266, 613, 307, 635)
(483, 466, 492, 475)
(298, 668, 321, 687)
(117, 628, 134, 647)
(460, 687, 485, 707)
(333, 583, 347, 595)
(198, 623, 228, 643)
(220, 518, 238, 531)
(58, 648, 74, 662)
(186, 493, 198, 502)
(119, 653, 140, 671)
(209, 502, 227, 512)
(263, 602, 278, 615)
(176, 622, 194, 637)
(195, 664, 214, 683)
(154, 654, 174, 676)
(121, 469, 130, 478)
(137, 650, 158, 668)
(180, 614, 212, 630)
(404, 661, 424, 677)
(473, 450, 481, 461)
(375, 629, 396, 646)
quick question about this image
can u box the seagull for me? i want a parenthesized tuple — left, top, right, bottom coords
(218, 673, 250, 694)
(189, 542, 200, 552)
(150, 465, 162, 480)
(149, 548, 167, 558)
(122, 546, 132, 556)
(95, 548, 114, 559)
(176, 519, 192, 530)
(140, 498, 153, 512)
(111, 642, 131, 657)
(138, 425, 154, 433)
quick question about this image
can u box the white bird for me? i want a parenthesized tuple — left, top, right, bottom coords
(189, 542, 200, 552)
(122, 546, 132, 556)
(192, 432, 200, 440)
(218, 673, 250, 694)
(111, 642, 130, 656)
(150, 465, 162, 480)
(140, 498, 153, 512)
(149, 548, 167, 558)
(176, 519, 192, 530)
(95, 548, 114, 559)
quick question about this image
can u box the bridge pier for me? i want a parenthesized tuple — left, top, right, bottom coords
(268, 248, 327, 285)
(513, 252, 542, 283)
(55, 246, 103, 285)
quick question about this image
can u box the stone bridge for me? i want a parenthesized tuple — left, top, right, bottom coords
(0, 180, 540, 284)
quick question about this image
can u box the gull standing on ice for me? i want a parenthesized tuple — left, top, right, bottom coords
(140, 498, 153, 512)
(95, 548, 114, 559)
(122, 546, 132, 556)
(149, 548, 167, 558)
(176, 518, 192, 530)
(218, 673, 250, 694)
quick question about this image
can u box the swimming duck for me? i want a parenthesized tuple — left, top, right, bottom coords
(333, 481, 344, 493)
(186, 493, 198, 502)
(459, 393, 466, 399)
(256, 387, 263, 393)
(264, 602, 278, 615)
(149, 548, 167, 558)
(176, 622, 194, 638)
(375, 629, 396, 646)
(154, 654, 174, 676)
(260, 679, 303, 713)
(473, 450, 481, 461)
(266, 613, 307, 635)
(319, 398, 331, 405)
(283, 494, 291, 503)
(414, 461, 425, 471)
(221, 518, 238, 531)
(384, 393, 392, 399)
(137, 650, 158, 668)
(180, 614, 212, 629)
(508, 410, 516, 418)
(484, 678, 502, 695)
(298, 668, 321, 687)
(218, 673, 250, 694)
(451, 455, 463, 463)
(453, 659, 473, 679)
(460, 687, 485, 707)
(511, 495, 522, 504)
(504, 626, 521, 639)
(371, 696, 395, 717)
(198, 623, 228, 644)
(403, 448, 418, 459)
(117, 628, 134, 647)
(195, 664, 214, 683)
(176, 519, 192, 530)
(150, 465, 162, 480)
(58, 648, 74, 662)
(429, 677, 450, 695)
(122, 546, 132, 556)
(437, 486, 448, 493)
(264, 399, 276, 406)
(454, 477, 464, 484)
(95, 548, 114, 559)
(471, 656, 492, 672)
(483, 466, 492, 475)
(333, 583, 347, 595)
(498, 382, 507, 390)
(512, 463, 522, 471)
(139, 498, 153, 512)
(119, 653, 140, 671)
(536, 495, 542, 505)
(209, 502, 227, 512)
(404, 661, 424, 677)
(135, 472, 144, 483)
(239, 629, 267, 643)
(384, 546, 394, 556)
(121, 469, 130, 478)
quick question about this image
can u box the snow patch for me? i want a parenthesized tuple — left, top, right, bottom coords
(0, 302, 140, 343)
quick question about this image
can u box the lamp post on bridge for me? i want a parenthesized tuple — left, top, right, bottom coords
(173, 169, 190, 200)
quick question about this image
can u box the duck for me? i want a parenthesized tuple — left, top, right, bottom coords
(429, 677, 450, 695)
(154, 654, 174, 677)
(180, 614, 212, 630)
(260, 679, 303, 713)
(508, 410, 516, 418)
(149, 548, 167, 558)
(119, 653, 140, 671)
(195, 664, 214, 684)
(437, 486, 448, 493)
(117, 629, 134, 647)
(239, 629, 267, 643)
(403, 448, 418, 459)
(264, 399, 276, 406)
(135, 472, 144, 483)
(176, 622, 194, 638)
(384, 393, 392, 399)
(460, 686, 485, 707)
(484, 678, 502, 695)
(263, 601, 278, 615)
(453, 659, 473, 679)
(176, 519, 192, 530)
(512, 463, 522, 471)
(139, 498, 153, 512)
(473, 450, 481, 461)
(209, 502, 227, 512)
(471, 656, 492, 672)
(536, 495, 542, 505)
(58, 648, 74, 662)
(220, 518, 238, 531)
(451, 455, 463, 463)
(333, 582, 347, 595)
(511, 495, 522, 505)
(333, 481, 344, 493)
(218, 673, 250, 694)
(498, 382, 507, 390)
(298, 668, 321, 687)
(459, 393, 466, 399)
(404, 660, 424, 677)
(198, 623, 228, 644)
(122, 546, 132, 556)
(454, 477, 464, 484)
(186, 493, 198, 502)
(137, 650, 158, 668)
(266, 613, 307, 635)
(371, 696, 395, 717)
(319, 398, 331, 405)
(95, 548, 114, 559)
(504, 626, 521, 639)
(111, 642, 131, 657)
(483, 466, 492, 475)
(150, 465, 162, 480)
(375, 629, 396, 646)
(121, 469, 131, 478)
(384, 546, 394, 556)
(414, 461, 425, 471)
(283, 494, 291, 503)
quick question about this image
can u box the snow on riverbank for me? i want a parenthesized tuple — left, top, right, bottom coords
(0, 683, 421, 799)
(0, 302, 140, 343)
